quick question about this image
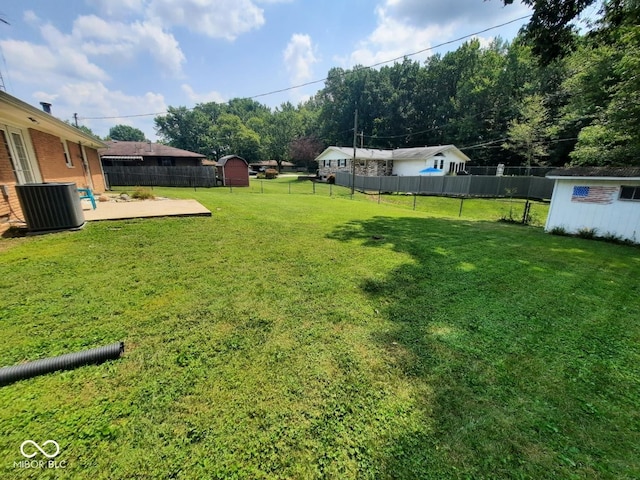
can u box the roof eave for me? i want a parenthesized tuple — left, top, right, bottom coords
(548, 176, 640, 181)
(0, 91, 106, 149)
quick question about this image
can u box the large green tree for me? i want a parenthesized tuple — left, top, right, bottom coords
(503, 0, 596, 63)
(108, 124, 146, 141)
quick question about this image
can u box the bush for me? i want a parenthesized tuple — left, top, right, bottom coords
(265, 168, 278, 179)
(549, 226, 568, 236)
(131, 187, 155, 200)
(327, 174, 336, 184)
(577, 227, 597, 239)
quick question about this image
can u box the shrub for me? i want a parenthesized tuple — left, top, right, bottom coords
(327, 174, 336, 184)
(265, 168, 278, 179)
(131, 187, 155, 200)
(549, 226, 568, 236)
(577, 227, 597, 239)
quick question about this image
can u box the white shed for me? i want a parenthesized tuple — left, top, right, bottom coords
(545, 167, 640, 243)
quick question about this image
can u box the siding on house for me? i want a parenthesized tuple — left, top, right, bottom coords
(392, 150, 467, 176)
(315, 145, 469, 179)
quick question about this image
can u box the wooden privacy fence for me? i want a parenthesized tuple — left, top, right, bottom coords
(336, 172, 554, 200)
(103, 166, 218, 188)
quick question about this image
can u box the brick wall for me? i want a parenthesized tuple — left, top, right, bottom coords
(0, 130, 23, 233)
(318, 159, 392, 179)
(84, 147, 105, 193)
(28, 129, 105, 193)
(29, 129, 87, 187)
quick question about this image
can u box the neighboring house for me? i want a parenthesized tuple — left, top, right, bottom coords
(249, 160, 296, 172)
(0, 91, 106, 234)
(315, 145, 469, 180)
(99, 141, 205, 166)
(217, 155, 249, 187)
(545, 167, 640, 243)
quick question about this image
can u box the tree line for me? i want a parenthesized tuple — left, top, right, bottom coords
(119, 0, 640, 169)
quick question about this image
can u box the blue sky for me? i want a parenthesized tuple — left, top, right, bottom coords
(0, 0, 535, 140)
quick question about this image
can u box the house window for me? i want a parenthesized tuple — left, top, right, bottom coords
(62, 139, 73, 167)
(620, 185, 640, 201)
(433, 160, 438, 168)
(440, 159, 444, 169)
(338, 159, 347, 167)
(324, 160, 331, 167)
(160, 158, 175, 166)
(449, 162, 456, 174)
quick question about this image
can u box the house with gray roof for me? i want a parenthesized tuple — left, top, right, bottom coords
(314, 145, 470, 181)
(99, 141, 206, 167)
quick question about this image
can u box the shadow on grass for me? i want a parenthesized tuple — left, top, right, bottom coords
(327, 216, 640, 479)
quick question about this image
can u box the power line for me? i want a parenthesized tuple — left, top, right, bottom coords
(78, 14, 532, 121)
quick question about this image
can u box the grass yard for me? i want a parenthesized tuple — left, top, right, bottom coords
(1, 185, 638, 479)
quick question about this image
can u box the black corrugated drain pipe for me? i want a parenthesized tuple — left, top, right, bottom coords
(0, 341, 125, 387)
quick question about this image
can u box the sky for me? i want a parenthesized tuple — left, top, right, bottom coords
(0, 0, 534, 141)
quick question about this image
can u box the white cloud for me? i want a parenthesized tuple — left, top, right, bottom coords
(181, 84, 225, 104)
(33, 81, 168, 140)
(283, 33, 319, 85)
(347, 7, 452, 67)
(345, 0, 531, 69)
(0, 39, 108, 84)
(147, 0, 265, 40)
(86, 0, 147, 18)
(73, 15, 185, 75)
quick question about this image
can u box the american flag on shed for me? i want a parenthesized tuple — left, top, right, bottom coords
(571, 185, 618, 204)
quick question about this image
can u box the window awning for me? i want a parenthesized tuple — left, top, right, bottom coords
(101, 155, 144, 161)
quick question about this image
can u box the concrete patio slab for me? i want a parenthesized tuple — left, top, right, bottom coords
(83, 199, 211, 222)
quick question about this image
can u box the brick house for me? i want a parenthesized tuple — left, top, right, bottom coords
(0, 91, 106, 234)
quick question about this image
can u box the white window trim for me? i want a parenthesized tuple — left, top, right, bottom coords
(62, 138, 74, 168)
(1, 125, 42, 184)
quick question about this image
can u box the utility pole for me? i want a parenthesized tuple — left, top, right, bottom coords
(351, 109, 358, 195)
(73, 113, 79, 128)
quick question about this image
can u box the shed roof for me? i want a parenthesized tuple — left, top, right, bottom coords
(217, 155, 248, 167)
(99, 141, 205, 158)
(547, 167, 640, 179)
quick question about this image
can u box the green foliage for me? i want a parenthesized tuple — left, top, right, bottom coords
(0, 187, 638, 479)
(131, 187, 155, 200)
(108, 124, 146, 142)
(150, 2, 640, 169)
(577, 227, 598, 239)
(549, 225, 568, 236)
(503, 0, 596, 63)
(264, 168, 278, 179)
(503, 94, 550, 166)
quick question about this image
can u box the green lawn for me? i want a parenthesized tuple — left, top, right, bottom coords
(1, 186, 638, 479)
